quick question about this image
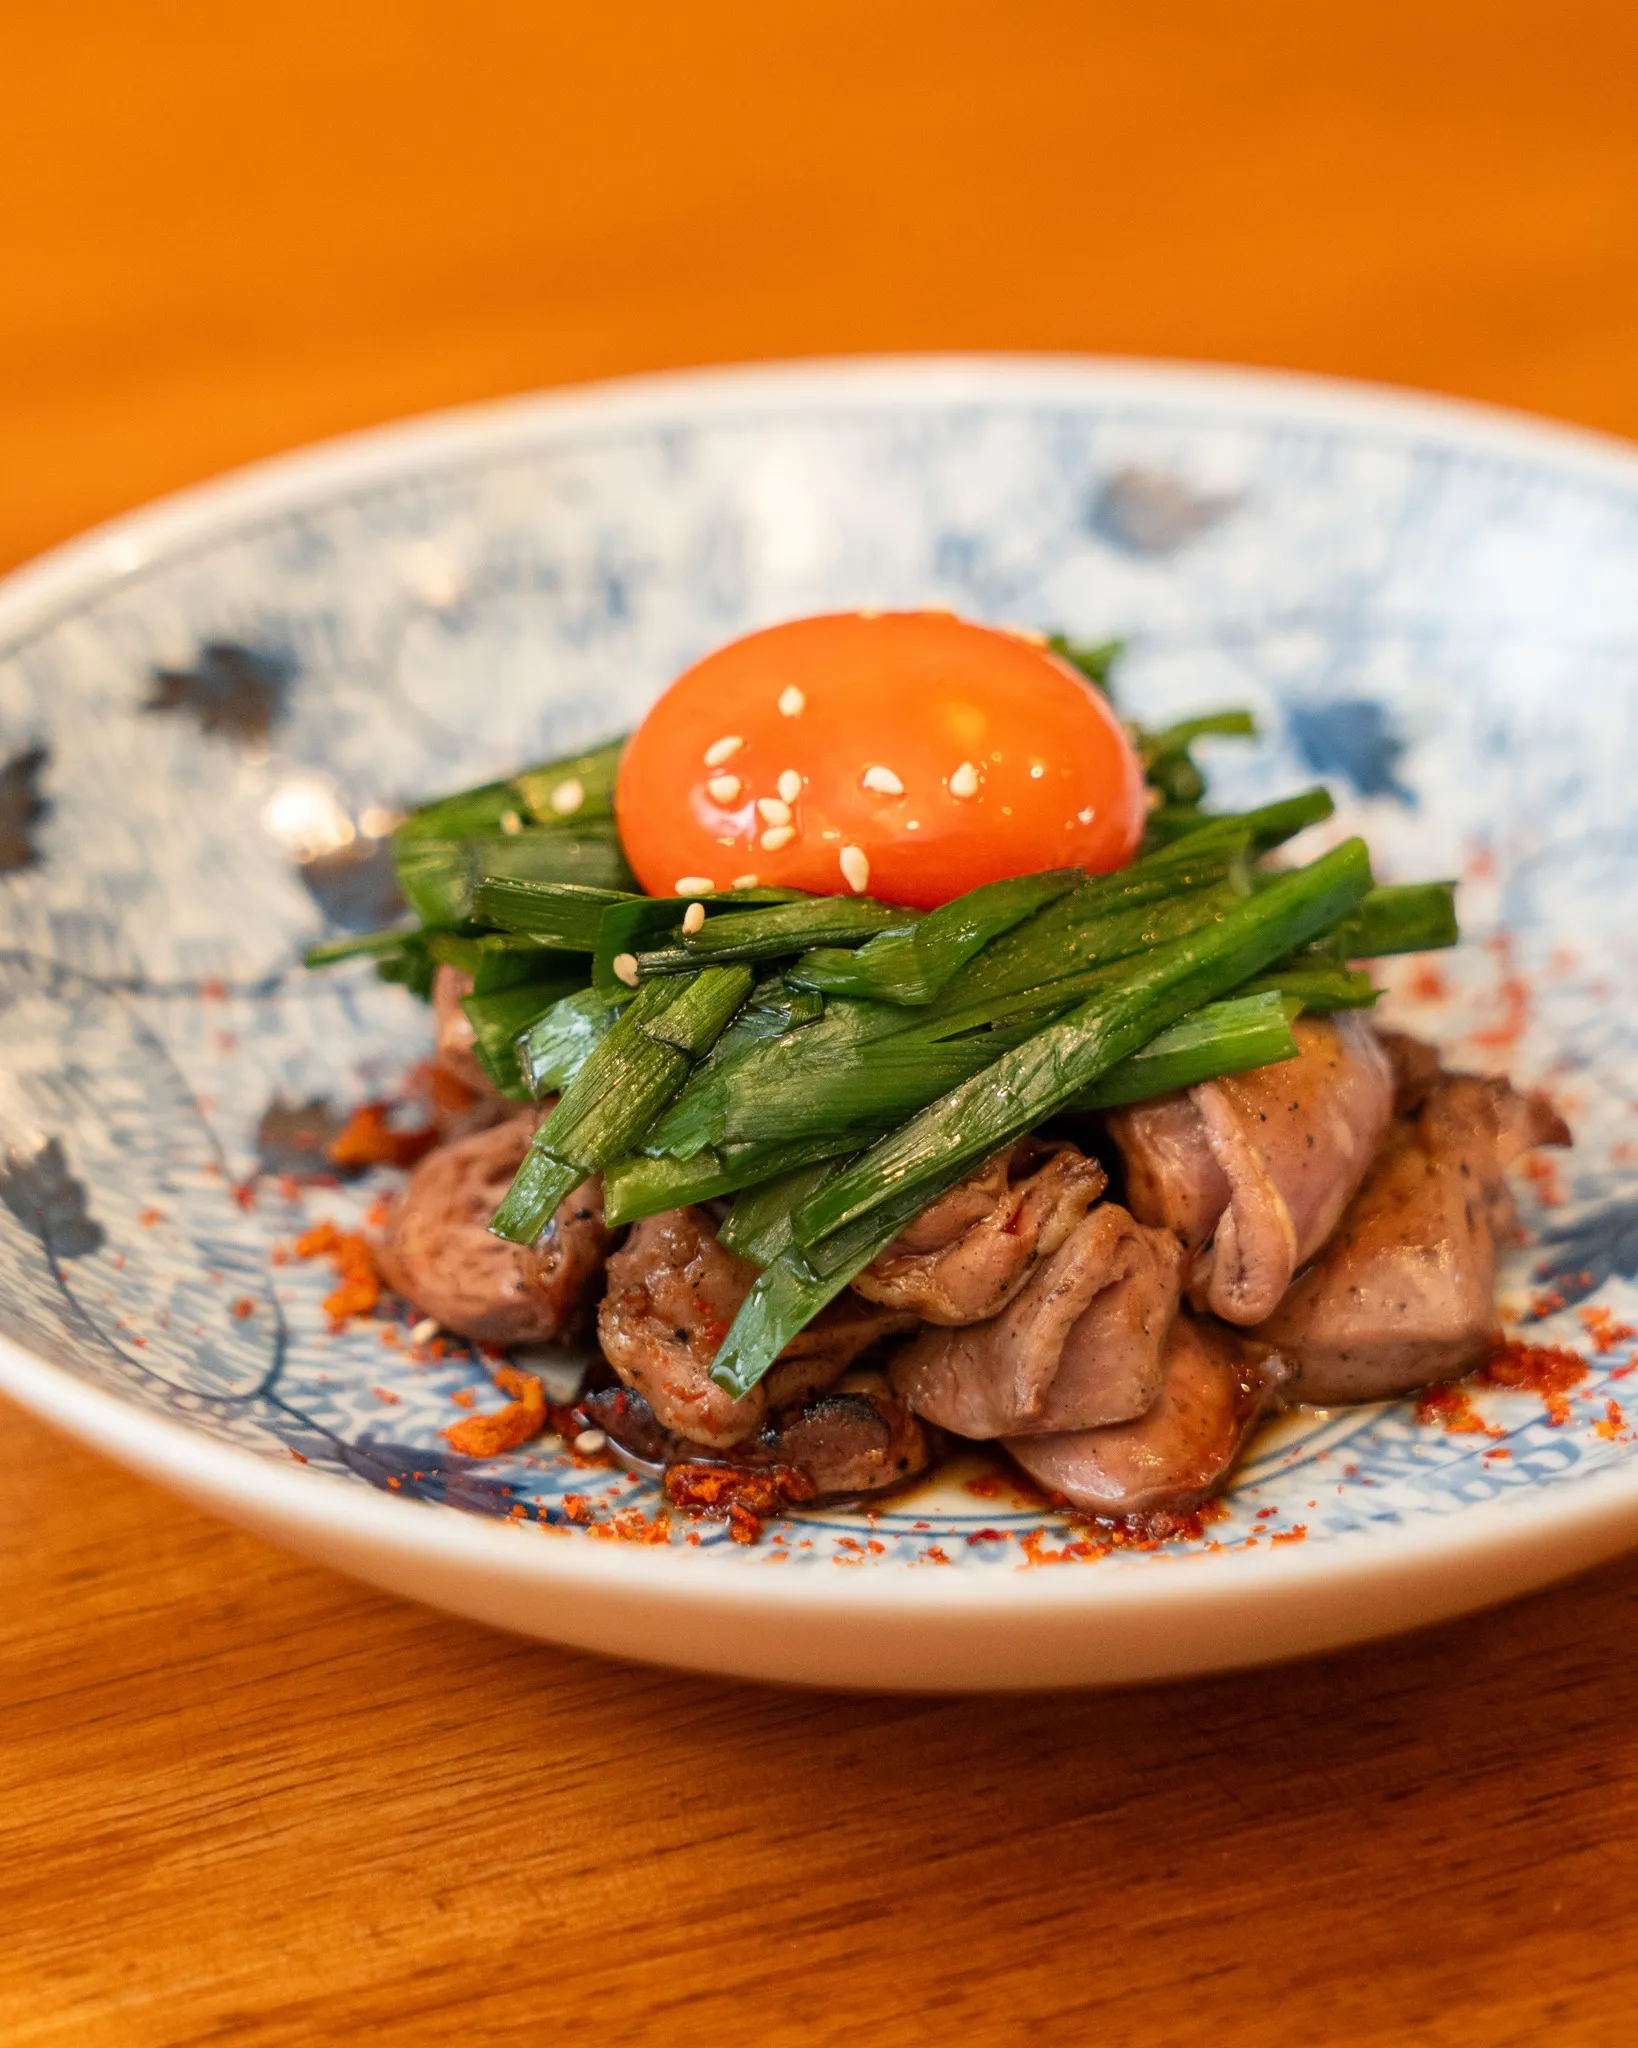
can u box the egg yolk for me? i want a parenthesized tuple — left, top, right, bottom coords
(615, 611, 1146, 910)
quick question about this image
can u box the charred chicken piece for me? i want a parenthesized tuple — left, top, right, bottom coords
(1004, 1313, 1293, 1518)
(431, 964, 493, 1098)
(1108, 1011, 1395, 1326)
(852, 1137, 1108, 1325)
(1254, 1073, 1571, 1403)
(597, 1207, 915, 1450)
(582, 1366, 935, 1500)
(890, 1200, 1184, 1438)
(375, 1116, 613, 1344)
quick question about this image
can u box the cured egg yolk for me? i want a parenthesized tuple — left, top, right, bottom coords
(615, 611, 1146, 910)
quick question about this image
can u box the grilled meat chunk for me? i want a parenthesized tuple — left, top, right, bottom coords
(1109, 1012, 1395, 1326)
(375, 1116, 612, 1344)
(890, 1201, 1184, 1438)
(431, 964, 494, 1097)
(1254, 1073, 1571, 1402)
(584, 1365, 934, 1499)
(853, 1138, 1107, 1325)
(1004, 1313, 1292, 1518)
(597, 1206, 914, 1449)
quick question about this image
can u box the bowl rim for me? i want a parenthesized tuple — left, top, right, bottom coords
(4, 349, 1638, 1624)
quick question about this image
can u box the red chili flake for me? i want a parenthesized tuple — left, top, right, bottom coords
(1407, 963, 1449, 1003)
(1595, 1400, 1627, 1443)
(965, 1527, 1006, 1544)
(443, 1363, 548, 1458)
(371, 1386, 401, 1406)
(1415, 1383, 1502, 1436)
(288, 1448, 308, 1464)
(1472, 975, 1531, 1051)
(137, 1207, 165, 1228)
(270, 1246, 289, 1267)
(1521, 1153, 1565, 1208)
(923, 1545, 952, 1565)
(866, 1539, 885, 1555)
(727, 1505, 763, 1545)
(450, 1387, 476, 1409)
(200, 977, 228, 1002)
(561, 1493, 594, 1525)
(1529, 1288, 1567, 1320)
(964, 1473, 1004, 1499)
(231, 1297, 256, 1319)
(293, 1219, 384, 1328)
(1578, 1306, 1637, 1354)
(363, 1196, 393, 1229)
(385, 1476, 401, 1490)
(327, 1101, 439, 1172)
(1480, 1333, 1588, 1425)
(663, 1462, 816, 1521)
(232, 1180, 257, 1211)
(1271, 1524, 1309, 1546)
(1485, 1446, 1512, 1460)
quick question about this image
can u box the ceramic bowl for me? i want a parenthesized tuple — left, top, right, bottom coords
(4, 357, 1638, 1690)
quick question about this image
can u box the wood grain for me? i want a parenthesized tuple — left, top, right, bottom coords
(4, 3, 1638, 2039)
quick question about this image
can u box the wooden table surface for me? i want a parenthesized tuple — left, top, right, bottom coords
(5, 4, 1638, 2041)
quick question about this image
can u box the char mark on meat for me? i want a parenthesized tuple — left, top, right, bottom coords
(890, 1200, 1184, 1438)
(853, 1137, 1107, 1325)
(1254, 1072, 1570, 1403)
(1109, 1012, 1395, 1326)
(375, 1116, 612, 1344)
(1004, 1313, 1292, 1518)
(597, 1206, 915, 1450)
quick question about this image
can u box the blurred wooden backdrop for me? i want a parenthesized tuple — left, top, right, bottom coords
(5, 4, 1638, 2043)
(5, 0, 1638, 574)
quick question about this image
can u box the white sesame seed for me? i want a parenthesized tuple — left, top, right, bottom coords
(1029, 763, 1045, 780)
(760, 824, 795, 851)
(840, 845, 870, 893)
(538, 1433, 564, 1453)
(704, 735, 743, 768)
(410, 1316, 440, 1345)
(674, 874, 714, 895)
(906, 819, 920, 830)
(499, 808, 523, 834)
(777, 686, 805, 718)
(756, 795, 791, 827)
(682, 901, 706, 935)
(1077, 806, 1097, 825)
(776, 768, 802, 803)
(550, 777, 585, 816)
(732, 872, 759, 889)
(706, 774, 742, 805)
(949, 760, 979, 799)
(573, 1428, 608, 1455)
(612, 952, 640, 988)
(861, 765, 904, 796)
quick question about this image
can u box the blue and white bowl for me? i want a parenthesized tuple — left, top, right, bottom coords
(4, 357, 1637, 1690)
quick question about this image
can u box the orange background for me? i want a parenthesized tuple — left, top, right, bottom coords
(8, 7, 1638, 2043)
(5, 0, 1638, 575)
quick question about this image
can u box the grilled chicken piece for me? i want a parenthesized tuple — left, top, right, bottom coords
(890, 1201, 1184, 1438)
(597, 1206, 914, 1449)
(584, 1367, 936, 1500)
(1108, 1012, 1395, 1326)
(1004, 1314, 1293, 1518)
(431, 964, 493, 1097)
(375, 1116, 612, 1344)
(1254, 1074, 1571, 1402)
(1375, 1027, 1445, 1116)
(853, 1138, 1107, 1325)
